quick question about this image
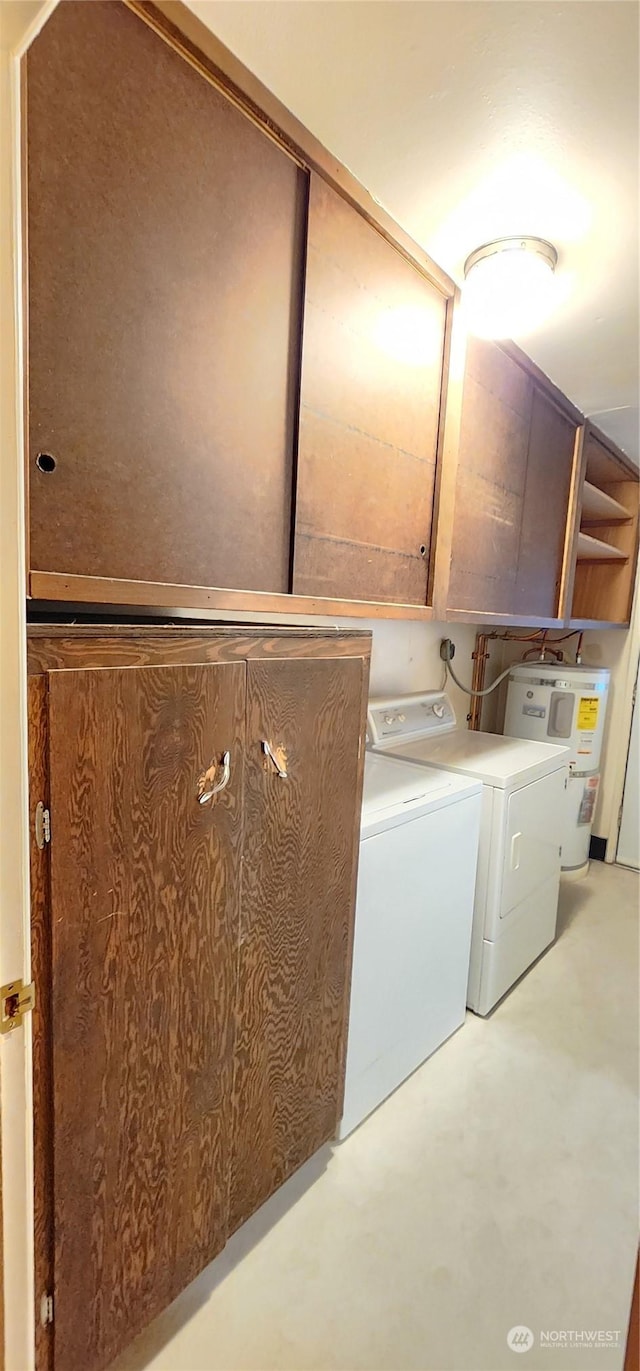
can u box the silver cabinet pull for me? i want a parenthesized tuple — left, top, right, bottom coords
(198, 750, 231, 804)
(261, 740, 288, 778)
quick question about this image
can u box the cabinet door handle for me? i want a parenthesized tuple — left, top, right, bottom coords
(261, 740, 288, 778)
(197, 750, 231, 804)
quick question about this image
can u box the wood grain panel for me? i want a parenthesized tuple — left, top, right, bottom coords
(293, 173, 447, 605)
(513, 390, 578, 617)
(447, 470, 521, 615)
(298, 406, 436, 560)
(447, 340, 533, 614)
(572, 481, 639, 624)
(28, 569, 436, 623)
(47, 662, 245, 1371)
(467, 338, 532, 422)
(584, 430, 638, 485)
(497, 340, 583, 424)
(27, 0, 306, 595)
(569, 421, 639, 626)
(28, 679, 53, 1371)
(230, 655, 366, 1230)
(456, 372, 532, 494)
(293, 532, 428, 605)
(27, 627, 372, 677)
(128, 1, 455, 299)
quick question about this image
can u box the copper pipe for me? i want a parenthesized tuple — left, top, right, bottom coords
(469, 633, 489, 729)
(521, 645, 563, 662)
(466, 627, 587, 731)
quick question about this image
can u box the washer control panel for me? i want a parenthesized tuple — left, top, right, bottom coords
(368, 692, 456, 747)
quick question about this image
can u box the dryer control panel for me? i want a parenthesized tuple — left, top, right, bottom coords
(368, 692, 456, 749)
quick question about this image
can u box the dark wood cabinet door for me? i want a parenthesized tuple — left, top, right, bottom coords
(293, 174, 447, 606)
(46, 662, 245, 1371)
(27, 1, 306, 595)
(512, 388, 577, 617)
(230, 655, 366, 1230)
(448, 338, 533, 614)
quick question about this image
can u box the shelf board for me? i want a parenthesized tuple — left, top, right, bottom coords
(576, 531, 629, 563)
(581, 481, 632, 524)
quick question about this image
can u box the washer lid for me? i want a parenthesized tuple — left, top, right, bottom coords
(382, 728, 569, 789)
(361, 752, 480, 836)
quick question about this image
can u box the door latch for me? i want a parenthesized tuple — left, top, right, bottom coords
(261, 740, 288, 778)
(40, 1292, 54, 1327)
(35, 801, 51, 848)
(1, 979, 36, 1035)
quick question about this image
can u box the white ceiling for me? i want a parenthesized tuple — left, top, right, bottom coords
(188, 0, 639, 462)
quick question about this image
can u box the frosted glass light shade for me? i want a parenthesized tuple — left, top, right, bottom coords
(463, 237, 558, 340)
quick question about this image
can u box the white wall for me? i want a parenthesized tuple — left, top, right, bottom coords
(169, 603, 479, 723)
(359, 618, 477, 720)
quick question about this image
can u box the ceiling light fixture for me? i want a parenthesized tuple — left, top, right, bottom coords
(463, 236, 559, 340)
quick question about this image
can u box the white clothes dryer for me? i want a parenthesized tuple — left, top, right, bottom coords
(367, 693, 569, 1017)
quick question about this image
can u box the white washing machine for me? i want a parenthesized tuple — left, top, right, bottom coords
(504, 663, 610, 874)
(368, 693, 569, 1017)
(339, 750, 481, 1140)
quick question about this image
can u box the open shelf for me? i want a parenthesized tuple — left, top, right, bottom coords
(581, 480, 632, 524)
(571, 425, 638, 626)
(576, 530, 629, 563)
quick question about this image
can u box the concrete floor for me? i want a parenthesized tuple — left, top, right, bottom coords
(115, 861, 639, 1371)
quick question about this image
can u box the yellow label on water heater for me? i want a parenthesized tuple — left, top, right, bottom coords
(577, 696, 599, 731)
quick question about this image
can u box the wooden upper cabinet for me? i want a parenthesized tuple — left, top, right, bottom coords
(26, 1, 306, 595)
(293, 174, 448, 606)
(511, 388, 577, 618)
(570, 425, 640, 626)
(447, 338, 534, 615)
(447, 338, 579, 620)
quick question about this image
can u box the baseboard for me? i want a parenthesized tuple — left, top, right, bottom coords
(589, 835, 607, 862)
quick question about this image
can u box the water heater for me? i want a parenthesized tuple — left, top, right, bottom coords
(504, 662, 610, 875)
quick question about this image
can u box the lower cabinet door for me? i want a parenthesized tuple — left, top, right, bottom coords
(230, 655, 366, 1230)
(45, 663, 245, 1371)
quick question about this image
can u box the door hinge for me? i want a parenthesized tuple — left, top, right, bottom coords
(1, 979, 36, 1035)
(35, 801, 51, 849)
(40, 1292, 54, 1327)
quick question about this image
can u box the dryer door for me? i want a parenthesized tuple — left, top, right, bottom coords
(500, 768, 566, 920)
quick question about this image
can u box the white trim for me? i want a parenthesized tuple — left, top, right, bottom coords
(0, 7, 57, 1368)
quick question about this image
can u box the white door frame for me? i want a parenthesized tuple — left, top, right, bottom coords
(0, 6, 56, 1368)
